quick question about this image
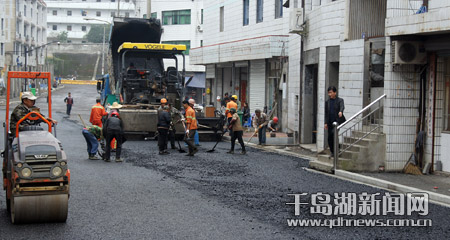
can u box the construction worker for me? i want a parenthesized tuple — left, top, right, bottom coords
(81, 125, 102, 160)
(225, 96, 238, 136)
(158, 98, 168, 112)
(168, 103, 181, 149)
(183, 100, 198, 156)
(268, 117, 279, 132)
(10, 92, 57, 134)
(252, 109, 269, 145)
(227, 108, 246, 155)
(90, 98, 107, 127)
(103, 111, 124, 162)
(157, 105, 171, 155)
(188, 99, 200, 146)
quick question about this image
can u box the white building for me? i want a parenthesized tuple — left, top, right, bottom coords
(151, 0, 205, 103)
(3, 0, 48, 72)
(1, 2, 6, 71)
(46, 0, 140, 43)
(190, 0, 292, 127)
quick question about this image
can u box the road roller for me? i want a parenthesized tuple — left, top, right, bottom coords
(2, 71, 70, 224)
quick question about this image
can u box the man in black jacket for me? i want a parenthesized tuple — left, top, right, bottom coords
(324, 86, 345, 156)
(103, 111, 124, 162)
(158, 105, 172, 155)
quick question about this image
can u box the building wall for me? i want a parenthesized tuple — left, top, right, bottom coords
(46, 0, 137, 43)
(151, 0, 204, 73)
(202, 0, 289, 46)
(287, 35, 301, 134)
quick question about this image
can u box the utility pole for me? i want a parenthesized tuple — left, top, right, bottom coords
(147, 0, 151, 19)
(117, 0, 120, 17)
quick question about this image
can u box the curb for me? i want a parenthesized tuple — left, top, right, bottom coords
(334, 169, 450, 207)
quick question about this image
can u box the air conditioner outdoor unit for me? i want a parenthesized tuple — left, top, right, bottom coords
(392, 41, 426, 64)
(289, 8, 304, 34)
(197, 25, 203, 32)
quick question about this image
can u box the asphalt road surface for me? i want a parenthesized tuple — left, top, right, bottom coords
(0, 84, 449, 239)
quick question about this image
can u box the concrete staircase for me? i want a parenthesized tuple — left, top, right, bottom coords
(309, 123, 386, 173)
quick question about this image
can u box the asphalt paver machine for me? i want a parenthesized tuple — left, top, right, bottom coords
(2, 71, 70, 224)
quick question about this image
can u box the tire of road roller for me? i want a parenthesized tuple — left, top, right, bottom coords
(6, 194, 11, 213)
(10, 194, 68, 224)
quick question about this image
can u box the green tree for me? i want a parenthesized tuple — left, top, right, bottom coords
(85, 24, 110, 43)
(57, 31, 68, 43)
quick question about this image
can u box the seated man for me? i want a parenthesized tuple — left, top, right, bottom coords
(10, 92, 57, 134)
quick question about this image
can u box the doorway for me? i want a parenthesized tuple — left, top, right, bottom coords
(304, 64, 318, 143)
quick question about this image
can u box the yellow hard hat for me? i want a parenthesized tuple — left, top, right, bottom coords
(161, 98, 167, 104)
(231, 95, 238, 100)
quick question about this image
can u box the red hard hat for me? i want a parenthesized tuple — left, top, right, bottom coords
(273, 117, 278, 123)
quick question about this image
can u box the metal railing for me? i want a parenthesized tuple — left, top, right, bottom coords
(333, 94, 386, 172)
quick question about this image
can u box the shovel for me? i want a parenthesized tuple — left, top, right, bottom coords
(207, 130, 226, 153)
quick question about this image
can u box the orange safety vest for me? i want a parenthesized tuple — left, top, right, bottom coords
(226, 101, 238, 118)
(90, 103, 107, 127)
(185, 106, 198, 130)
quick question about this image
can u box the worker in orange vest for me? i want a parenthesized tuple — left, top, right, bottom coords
(183, 100, 198, 156)
(225, 96, 238, 136)
(90, 99, 107, 127)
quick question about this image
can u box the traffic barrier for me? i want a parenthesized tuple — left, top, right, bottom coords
(61, 80, 97, 85)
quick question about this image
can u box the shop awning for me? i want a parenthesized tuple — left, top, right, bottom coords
(185, 72, 205, 88)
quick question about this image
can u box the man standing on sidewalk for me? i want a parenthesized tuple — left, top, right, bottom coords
(64, 92, 74, 116)
(183, 100, 198, 156)
(227, 108, 246, 155)
(324, 86, 345, 156)
(90, 99, 107, 127)
(252, 109, 269, 145)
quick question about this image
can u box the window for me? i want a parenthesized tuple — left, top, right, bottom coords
(151, 12, 157, 18)
(67, 40, 72, 43)
(1, 43, 3, 55)
(96, 11, 101, 17)
(67, 25, 72, 31)
(162, 40, 190, 55)
(220, 7, 224, 32)
(243, 0, 249, 25)
(82, 40, 87, 43)
(24, 5, 26, 16)
(111, 12, 115, 17)
(97, 0, 101, 2)
(82, 10, 87, 16)
(257, 0, 263, 23)
(1, 18, 4, 33)
(125, 0, 130, 2)
(67, 10, 72, 16)
(275, 0, 283, 18)
(162, 10, 191, 25)
(82, 26, 87, 31)
(111, 0, 115, 2)
(200, 40, 203, 47)
(201, 9, 203, 24)
(125, 12, 130, 18)
(31, 8, 33, 18)
(52, 25, 57, 30)
(53, 10, 57, 16)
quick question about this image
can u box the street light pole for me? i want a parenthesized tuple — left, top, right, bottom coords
(83, 18, 111, 77)
(102, 25, 105, 75)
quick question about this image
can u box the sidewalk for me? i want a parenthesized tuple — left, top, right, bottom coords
(241, 141, 450, 206)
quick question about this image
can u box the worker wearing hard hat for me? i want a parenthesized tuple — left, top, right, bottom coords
(268, 117, 279, 132)
(158, 98, 168, 111)
(225, 96, 238, 136)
